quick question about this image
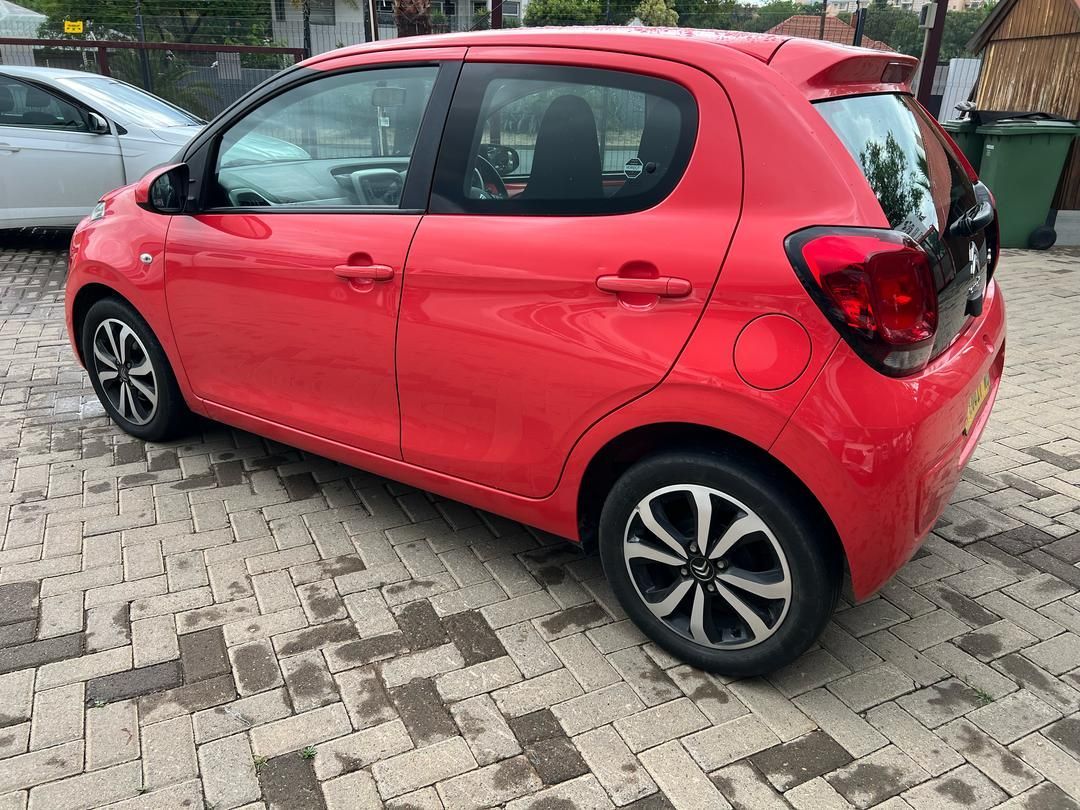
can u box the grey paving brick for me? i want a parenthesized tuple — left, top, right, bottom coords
(901, 763, 1006, 810)
(191, 688, 291, 744)
(0, 740, 83, 794)
(968, 689, 1062, 743)
(391, 677, 457, 747)
(86, 699, 140, 769)
(250, 702, 352, 758)
(312, 719, 413, 780)
(613, 696, 709, 753)
(142, 715, 197, 788)
(436, 755, 542, 810)
(493, 668, 583, 718)
(866, 702, 964, 777)
(28, 682, 83, 750)
(896, 678, 986, 728)
(750, 729, 853, 791)
(26, 761, 143, 810)
(550, 682, 644, 737)
(85, 660, 182, 705)
(938, 719, 1042, 796)
(198, 732, 261, 810)
(794, 687, 888, 757)
(711, 760, 789, 810)
(372, 736, 479, 799)
(573, 725, 657, 805)
(640, 741, 730, 809)
(825, 744, 930, 808)
(682, 714, 780, 771)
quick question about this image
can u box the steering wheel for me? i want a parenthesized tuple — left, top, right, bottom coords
(479, 144, 520, 176)
(470, 155, 508, 200)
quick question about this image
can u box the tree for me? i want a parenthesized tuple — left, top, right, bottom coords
(940, 4, 994, 60)
(676, 0, 747, 30)
(635, 0, 678, 25)
(394, 0, 433, 36)
(861, 0, 921, 56)
(30, 0, 273, 44)
(524, 0, 603, 26)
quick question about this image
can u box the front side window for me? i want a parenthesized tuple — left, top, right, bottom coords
(432, 63, 697, 215)
(0, 77, 89, 132)
(213, 66, 438, 209)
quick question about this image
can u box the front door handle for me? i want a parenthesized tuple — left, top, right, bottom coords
(333, 263, 394, 282)
(596, 275, 691, 298)
(0, 143, 21, 153)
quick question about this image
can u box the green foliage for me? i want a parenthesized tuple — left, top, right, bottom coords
(860, 131, 926, 226)
(634, 0, 679, 26)
(32, 0, 274, 44)
(524, 0, 603, 26)
(860, 0, 921, 55)
(107, 50, 214, 118)
(940, 4, 995, 60)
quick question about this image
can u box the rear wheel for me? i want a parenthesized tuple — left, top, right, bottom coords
(81, 297, 189, 442)
(599, 450, 841, 675)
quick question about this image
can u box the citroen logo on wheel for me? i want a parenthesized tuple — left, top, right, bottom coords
(689, 557, 714, 581)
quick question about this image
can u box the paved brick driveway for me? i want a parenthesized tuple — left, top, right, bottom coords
(2, 233, 1080, 810)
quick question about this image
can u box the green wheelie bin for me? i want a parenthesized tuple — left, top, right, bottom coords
(976, 119, 1080, 249)
(943, 119, 984, 173)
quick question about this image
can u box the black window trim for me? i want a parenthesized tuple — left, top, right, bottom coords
(182, 58, 463, 216)
(429, 61, 699, 217)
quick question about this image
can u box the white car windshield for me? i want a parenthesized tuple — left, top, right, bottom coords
(61, 76, 203, 128)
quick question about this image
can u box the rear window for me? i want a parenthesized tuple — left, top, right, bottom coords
(816, 93, 976, 245)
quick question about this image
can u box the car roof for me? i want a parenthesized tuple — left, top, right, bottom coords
(305, 26, 794, 66)
(301, 26, 910, 98)
(0, 65, 104, 81)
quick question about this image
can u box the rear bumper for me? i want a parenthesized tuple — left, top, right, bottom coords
(772, 278, 1007, 600)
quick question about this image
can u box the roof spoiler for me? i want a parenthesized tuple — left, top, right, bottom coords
(768, 40, 918, 101)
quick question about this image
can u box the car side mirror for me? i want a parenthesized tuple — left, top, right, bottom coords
(135, 163, 190, 215)
(87, 112, 111, 135)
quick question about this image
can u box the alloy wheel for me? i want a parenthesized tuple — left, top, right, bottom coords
(91, 318, 158, 426)
(622, 484, 791, 650)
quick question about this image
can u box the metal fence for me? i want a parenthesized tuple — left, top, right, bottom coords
(0, 5, 989, 119)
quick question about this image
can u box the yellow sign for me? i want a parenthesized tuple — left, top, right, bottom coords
(64, 20, 84, 34)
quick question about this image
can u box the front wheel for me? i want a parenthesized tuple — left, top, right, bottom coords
(599, 450, 841, 676)
(81, 297, 189, 442)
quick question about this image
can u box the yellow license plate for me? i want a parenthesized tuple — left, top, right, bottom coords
(964, 374, 991, 435)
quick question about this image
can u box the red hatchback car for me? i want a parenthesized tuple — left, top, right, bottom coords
(66, 28, 1005, 675)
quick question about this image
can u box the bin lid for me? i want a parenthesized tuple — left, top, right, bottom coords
(943, 120, 978, 131)
(976, 119, 1080, 136)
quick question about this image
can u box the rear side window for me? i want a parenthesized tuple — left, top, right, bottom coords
(816, 93, 976, 245)
(431, 63, 698, 215)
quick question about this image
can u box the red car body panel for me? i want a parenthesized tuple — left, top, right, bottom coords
(397, 47, 743, 497)
(164, 212, 419, 460)
(773, 280, 1006, 597)
(64, 29, 1003, 605)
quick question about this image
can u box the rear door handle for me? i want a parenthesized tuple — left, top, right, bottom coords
(333, 263, 394, 281)
(596, 275, 691, 298)
(0, 143, 20, 153)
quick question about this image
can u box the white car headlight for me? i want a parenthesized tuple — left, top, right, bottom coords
(90, 201, 106, 221)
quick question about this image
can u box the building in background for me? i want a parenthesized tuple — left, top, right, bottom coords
(766, 13, 892, 48)
(269, 0, 527, 53)
(0, 0, 44, 66)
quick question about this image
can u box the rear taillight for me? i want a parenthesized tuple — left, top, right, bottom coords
(786, 227, 939, 376)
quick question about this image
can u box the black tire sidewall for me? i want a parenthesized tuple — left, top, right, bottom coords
(599, 450, 841, 676)
(81, 298, 187, 442)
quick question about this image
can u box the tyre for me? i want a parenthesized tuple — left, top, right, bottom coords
(598, 450, 841, 676)
(1028, 225, 1056, 251)
(81, 297, 189, 442)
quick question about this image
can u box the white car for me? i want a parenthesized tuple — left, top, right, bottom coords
(0, 66, 204, 229)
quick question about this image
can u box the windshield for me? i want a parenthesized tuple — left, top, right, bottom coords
(61, 77, 203, 128)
